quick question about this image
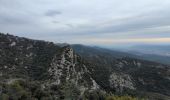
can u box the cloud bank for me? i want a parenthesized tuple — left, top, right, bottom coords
(0, 0, 170, 46)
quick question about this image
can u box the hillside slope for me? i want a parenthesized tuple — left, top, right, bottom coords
(72, 44, 170, 99)
(0, 33, 100, 99)
(0, 33, 170, 100)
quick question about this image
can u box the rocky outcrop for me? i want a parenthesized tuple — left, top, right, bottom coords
(109, 73, 135, 92)
(48, 46, 100, 92)
(48, 46, 99, 91)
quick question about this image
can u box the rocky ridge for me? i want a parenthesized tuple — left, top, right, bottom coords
(1, 33, 170, 100)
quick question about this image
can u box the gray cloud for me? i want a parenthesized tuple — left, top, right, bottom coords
(52, 21, 60, 24)
(0, 14, 31, 25)
(45, 10, 62, 17)
(0, 0, 170, 46)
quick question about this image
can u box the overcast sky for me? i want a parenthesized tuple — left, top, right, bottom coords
(0, 0, 170, 47)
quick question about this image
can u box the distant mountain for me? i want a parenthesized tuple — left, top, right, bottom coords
(72, 44, 170, 66)
(123, 45, 170, 65)
(129, 45, 170, 57)
(1, 33, 170, 100)
(71, 44, 135, 59)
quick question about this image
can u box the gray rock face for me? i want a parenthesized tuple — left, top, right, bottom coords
(48, 46, 99, 91)
(109, 73, 135, 92)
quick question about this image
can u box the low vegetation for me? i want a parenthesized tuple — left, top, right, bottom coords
(0, 80, 146, 100)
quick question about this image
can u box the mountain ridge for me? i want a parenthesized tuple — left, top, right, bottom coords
(1, 33, 170, 100)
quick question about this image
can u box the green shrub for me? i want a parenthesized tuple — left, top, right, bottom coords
(105, 95, 143, 100)
(0, 93, 9, 100)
